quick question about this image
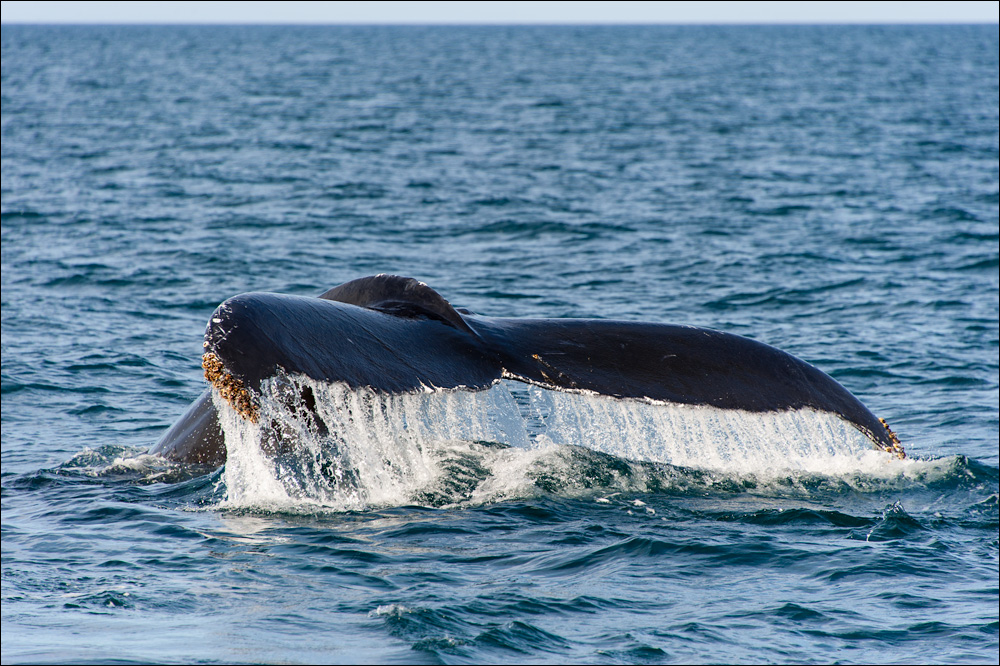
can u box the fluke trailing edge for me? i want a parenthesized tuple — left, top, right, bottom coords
(152, 275, 905, 466)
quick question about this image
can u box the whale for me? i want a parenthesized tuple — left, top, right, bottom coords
(151, 274, 905, 466)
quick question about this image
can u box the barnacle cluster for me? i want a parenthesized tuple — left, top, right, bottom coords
(878, 417, 906, 459)
(202, 352, 259, 423)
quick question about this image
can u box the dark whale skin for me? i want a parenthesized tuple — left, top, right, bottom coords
(152, 275, 904, 465)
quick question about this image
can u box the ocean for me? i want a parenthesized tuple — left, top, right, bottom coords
(1, 24, 997, 664)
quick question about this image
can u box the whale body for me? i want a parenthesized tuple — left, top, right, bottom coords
(152, 275, 905, 466)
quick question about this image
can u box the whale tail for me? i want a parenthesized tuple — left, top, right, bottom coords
(153, 275, 905, 465)
(319, 274, 477, 336)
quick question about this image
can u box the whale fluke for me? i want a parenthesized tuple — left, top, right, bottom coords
(319, 274, 476, 335)
(152, 275, 905, 466)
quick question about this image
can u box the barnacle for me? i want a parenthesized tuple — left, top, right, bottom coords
(878, 417, 906, 459)
(203, 352, 259, 423)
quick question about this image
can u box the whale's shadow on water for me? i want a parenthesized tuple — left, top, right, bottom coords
(148, 275, 911, 508)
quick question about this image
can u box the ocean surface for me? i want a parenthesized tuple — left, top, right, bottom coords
(1, 24, 997, 664)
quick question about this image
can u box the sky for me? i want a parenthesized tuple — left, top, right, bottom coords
(1, 1, 998, 24)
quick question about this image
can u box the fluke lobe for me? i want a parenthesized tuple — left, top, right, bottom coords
(152, 274, 905, 466)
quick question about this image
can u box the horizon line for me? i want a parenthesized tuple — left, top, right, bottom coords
(4, 20, 998, 25)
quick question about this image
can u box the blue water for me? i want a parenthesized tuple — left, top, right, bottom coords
(2, 24, 997, 664)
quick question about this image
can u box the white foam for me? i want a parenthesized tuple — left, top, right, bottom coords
(213, 376, 912, 510)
